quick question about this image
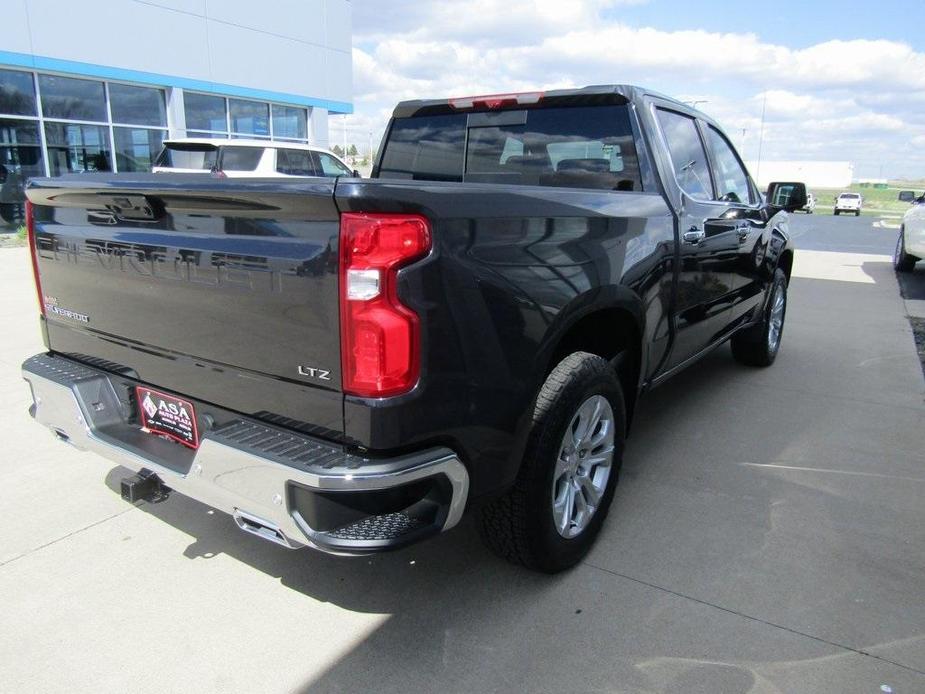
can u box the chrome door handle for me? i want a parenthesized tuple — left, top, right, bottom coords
(683, 227, 705, 244)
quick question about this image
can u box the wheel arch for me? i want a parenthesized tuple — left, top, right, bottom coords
(538, 289, 646, 431)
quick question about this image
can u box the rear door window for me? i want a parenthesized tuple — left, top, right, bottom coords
(219, 146, 263, 171)
(655, 109, 713, 201)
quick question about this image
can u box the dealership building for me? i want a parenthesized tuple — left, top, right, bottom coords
(0, 0, 352, 223)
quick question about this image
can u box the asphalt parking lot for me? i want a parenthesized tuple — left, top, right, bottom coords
(1, 213, 923, 693)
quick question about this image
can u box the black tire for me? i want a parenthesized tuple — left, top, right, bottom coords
(479, 352, 625, 573)
(807, 209, 813, 214)
(731, 268, 787, 367)
(834, 210, 839, 216)
(0, 203, 22, 225)
(894, 229, 918, 272)
(855, 210, 860, 217)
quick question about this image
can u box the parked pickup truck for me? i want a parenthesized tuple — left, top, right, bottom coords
(22, 86, 803, 572)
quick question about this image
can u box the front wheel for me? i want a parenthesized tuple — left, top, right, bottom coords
(731, 268, 787, 367)
(480, 352, 625, 573)
(855, 210, 861, 217)
(894, 229, 919, 272)
(834, 210, 840, 216)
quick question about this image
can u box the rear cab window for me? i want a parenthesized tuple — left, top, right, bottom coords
(378, 104, 643, 191)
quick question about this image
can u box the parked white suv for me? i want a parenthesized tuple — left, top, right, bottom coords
(834, 192, 862, 216)
(894, 191, 925, 272)
(152, 139, 356, 178)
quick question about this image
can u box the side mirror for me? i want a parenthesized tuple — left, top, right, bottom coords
(898, 190, 916, 203)
(766, 181, 807, 212)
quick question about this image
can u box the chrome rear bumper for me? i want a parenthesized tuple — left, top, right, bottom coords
(22, 353, 469, 554)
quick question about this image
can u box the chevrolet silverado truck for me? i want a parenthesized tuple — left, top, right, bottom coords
(22, 86, 803, 573)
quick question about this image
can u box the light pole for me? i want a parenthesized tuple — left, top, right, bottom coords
(755, 91, 768, 182)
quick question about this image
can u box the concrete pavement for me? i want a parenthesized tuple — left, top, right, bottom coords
(0, 214, 923, 693)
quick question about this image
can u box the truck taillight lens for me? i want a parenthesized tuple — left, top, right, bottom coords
(339, 213, 431, 397)
(25, 200, 45, 316)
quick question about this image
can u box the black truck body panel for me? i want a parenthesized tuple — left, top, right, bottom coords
(27, 176, 346, 438)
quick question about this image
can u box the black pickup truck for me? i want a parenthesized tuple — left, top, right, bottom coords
(22, 85, 804, 572)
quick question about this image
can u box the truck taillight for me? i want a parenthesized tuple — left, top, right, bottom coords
(25, 200, 45, 316)
(339, 213, 431, 397)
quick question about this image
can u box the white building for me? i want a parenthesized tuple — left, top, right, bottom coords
(747, 160, 854, 190)
(0, 0, 352, 221)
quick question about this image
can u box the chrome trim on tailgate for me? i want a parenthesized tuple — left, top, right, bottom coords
(22, 353, 469, 552)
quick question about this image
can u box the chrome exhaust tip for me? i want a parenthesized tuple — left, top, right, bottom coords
(232, 508, 300, 549)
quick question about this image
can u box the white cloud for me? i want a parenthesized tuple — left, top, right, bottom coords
(345, 3, 925, 178)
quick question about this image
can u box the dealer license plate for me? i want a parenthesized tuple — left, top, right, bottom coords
(136, 386, 200, 449)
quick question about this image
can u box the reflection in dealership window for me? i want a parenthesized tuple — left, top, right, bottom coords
(230, 99, 269, 137)
(114, 127, 166, 172)
(109, 83, 167, 127)
(184, 92, 227, 132)
(38, 74, 107, 121)
(45, 123, 111, 175)
(0, 119, 43, 225)
(272, 104, 307, 140)
(0, 69, 37, 116)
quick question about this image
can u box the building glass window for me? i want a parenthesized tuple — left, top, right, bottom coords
(0, 69, 37, 116)
(110, 83, 167, 127)
(0, 67, 321, 200)
(39, 74, 107, 121)
(184, 92, 227, 133)
(0, 119, 43, 225)
(45, 123, 111, 175)
(272, 104, 307, 140)
(114, 127, 166, 172)
(230, 99, 269, 137)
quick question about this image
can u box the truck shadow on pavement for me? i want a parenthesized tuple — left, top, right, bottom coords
(99, 335, 925, 693)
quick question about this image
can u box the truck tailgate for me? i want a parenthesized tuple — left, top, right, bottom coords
(26, 175, 345, 438)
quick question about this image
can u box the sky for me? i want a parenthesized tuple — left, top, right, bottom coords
(340, 0, 925, 179)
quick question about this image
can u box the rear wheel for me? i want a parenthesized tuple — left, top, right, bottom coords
(834, 210, 840, 216)
(855, 210, 860, 217)
(894, 229, 918, 272)
(480, 352, 625, 573)
(731, 268, 787, 367)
